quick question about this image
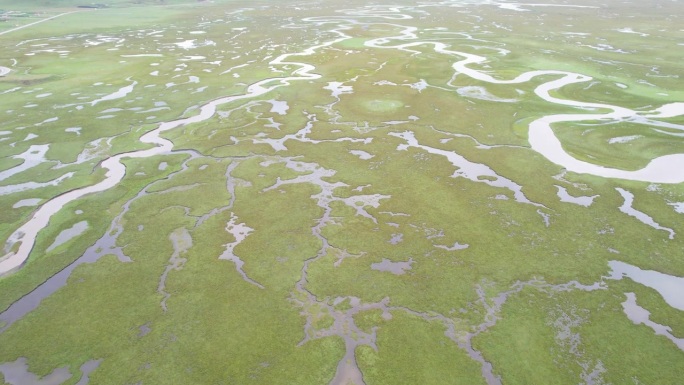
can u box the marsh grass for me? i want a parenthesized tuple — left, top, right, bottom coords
(1, 0, 684, 383)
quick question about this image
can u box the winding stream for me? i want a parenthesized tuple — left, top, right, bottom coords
(0, 31, 350, 276)
(2, 2, 683, 384)
(359, 17, 684, 183)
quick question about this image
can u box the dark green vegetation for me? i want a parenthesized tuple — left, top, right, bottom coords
(1, 0, 683, 384)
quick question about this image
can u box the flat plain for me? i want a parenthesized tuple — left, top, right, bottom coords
(0, 0, 683, 384)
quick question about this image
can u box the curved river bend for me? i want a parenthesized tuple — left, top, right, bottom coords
(3, 6, 684, 278)
(0, 32, 350, 276)
(360, 22, 684, 184)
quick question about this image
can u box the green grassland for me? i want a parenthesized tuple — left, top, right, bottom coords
(1, 0, 683, 384)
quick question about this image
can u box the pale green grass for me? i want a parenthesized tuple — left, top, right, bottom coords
(1, 0, 684, 384)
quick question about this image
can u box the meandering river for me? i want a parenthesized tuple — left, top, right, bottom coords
(0, 32, 349, 276)
(2, 4, 683, 280)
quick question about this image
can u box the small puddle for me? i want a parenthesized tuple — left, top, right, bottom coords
(175, 39, 196, 49)
(46, 221, 88, 253)
(608, 135, 642, 144)
(621, 292, 684, 351)
(90, 80, 137, 106)
(555, 185, 597, 207)
(388, 233, 403, 245)
(616, 188, 675, 239)
(13, 198, 42, 208)
(75, 360, 102, 385)
(0, 172, 75, 196)
(65, 127, 81, 135)
(408, 79, 428, 92)
(324, 82, 353, 98)
(218, 213, 263, 288)
(537, 209, 551, 227)
(138, 322, 152, 338)
(0, 358, 71, 385)
(606, 260, 684, 310)
(456, 86, 517, 102)
(0, 144, 50, 183)
(349, 150, 374, 160)
(668, 202, 684, 214)
(267, 99, 289, 115)
(371, 258, 413, 275)
(435, 242, 469, 251)
(159, 228, 192, 312)
(0, 357, 102, 385)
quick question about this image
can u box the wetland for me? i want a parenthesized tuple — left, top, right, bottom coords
(0, 0, 683, 384)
